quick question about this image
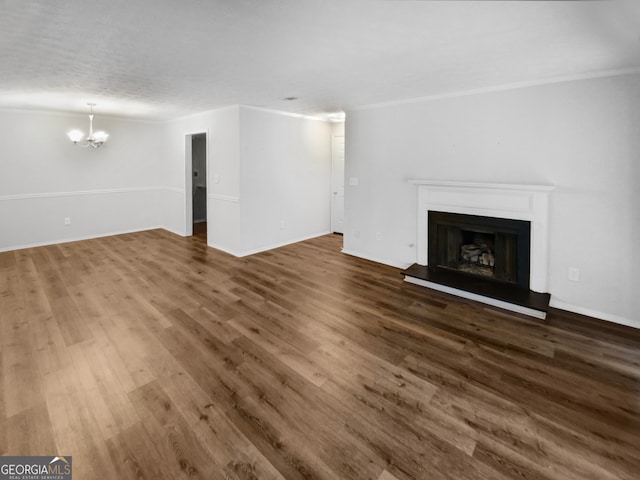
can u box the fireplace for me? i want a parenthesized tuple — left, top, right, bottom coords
(403, 180, 553, 318)
(429, 211, 530, 288)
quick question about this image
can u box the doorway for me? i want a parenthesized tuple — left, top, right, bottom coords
(185, 132, 208, 240)
(331, 135, 345, 234)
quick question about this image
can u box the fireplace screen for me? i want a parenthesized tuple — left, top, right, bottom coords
(428, 211, 530, 288)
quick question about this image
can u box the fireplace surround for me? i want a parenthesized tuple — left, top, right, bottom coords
(404, 180, 554, 318)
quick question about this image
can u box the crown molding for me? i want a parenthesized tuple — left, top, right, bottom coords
(351, 67, 640, 112)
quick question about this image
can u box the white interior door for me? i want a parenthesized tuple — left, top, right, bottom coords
(331, 135, 345, 234)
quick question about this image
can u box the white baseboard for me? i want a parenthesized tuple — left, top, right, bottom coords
(207, 242, 242, 257)
(233, 230, 332, 257)
(342, 249, 638, 330)
(1, 228, 332, 260)
(0, 225, 167, 253)
(340, 248, 411, 270)
(549, 299, 638, 330)
(161, 226, 187, 237)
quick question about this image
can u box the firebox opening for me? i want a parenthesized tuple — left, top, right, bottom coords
(428, 211, 530, 289)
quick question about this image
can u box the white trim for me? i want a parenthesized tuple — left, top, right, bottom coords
(165, 187, 184, 195)
(0, 106, 167, 123)
(208, 243, 242, 257)
(162, 226, 186, 237)
(410, 180, 553, 293)
(240, 104, 330, 122)
(404, 276, 547, 319)
(184, 130, 209, 237)
(0, 187, 166, 202)
(330, 134, 345, 234)
(208, 194, 241, 204)
(185, 133, 194, 236)
(0, 226, 167, 253)
(341, 248, 411, 270)
(352, 67, 640, 112)
(549, 299, 639, 330)
(234, 231, 331, 257)
(169, 104, 239, 123)
(408, 180, 554, 192)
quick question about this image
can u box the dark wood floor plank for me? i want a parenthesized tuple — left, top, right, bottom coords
(157, 325, 250, 412)
(468, 342, 640, 429)
(313, 345, 478, 459)
(1, 230, 639, 479)
(141, 350, 284, 479)
(229, 315, 330, 387)
(227, 338, 387, 480)
(527, 410, 640, 479)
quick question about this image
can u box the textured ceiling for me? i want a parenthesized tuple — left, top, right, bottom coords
(1, 0, 640, 120)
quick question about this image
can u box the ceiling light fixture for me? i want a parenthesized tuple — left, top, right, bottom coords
(68, 103, 109, 148)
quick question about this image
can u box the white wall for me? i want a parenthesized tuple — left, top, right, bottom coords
(163, 106, 241, 251)
(332, 121, 345, 138)
(164, 105, 332, 256)
(0, 109, 168, 251)
(238, 106, 331, 254)
(0, 104, 331, 257)
(344, 73, 640, 327)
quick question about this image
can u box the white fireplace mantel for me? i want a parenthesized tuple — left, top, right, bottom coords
(409, 180, 554, 293)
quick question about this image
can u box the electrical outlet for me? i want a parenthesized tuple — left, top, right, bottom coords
(280, 220, 285, 230)
(376, 232, 381, 241)
(349, 177, 359, 186)
(568, 267, 580, 282)
(64, 217, 71, 226)
(354, 230, 360, 239)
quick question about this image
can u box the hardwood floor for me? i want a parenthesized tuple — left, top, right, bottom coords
(1, 230, 639, 479)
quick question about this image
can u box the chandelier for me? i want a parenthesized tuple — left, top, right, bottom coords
(67, 103, 109, 148)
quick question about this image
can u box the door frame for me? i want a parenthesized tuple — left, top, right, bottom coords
(330, 134, 345, 234)
(184, 130, 209, 237)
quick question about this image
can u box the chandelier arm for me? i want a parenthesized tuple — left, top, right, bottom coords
(69, 103, 108, 149)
